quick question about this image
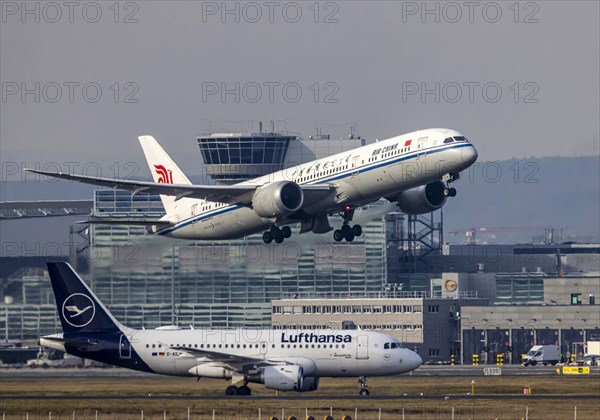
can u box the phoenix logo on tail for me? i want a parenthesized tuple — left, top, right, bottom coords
(154, 165, 173, 184)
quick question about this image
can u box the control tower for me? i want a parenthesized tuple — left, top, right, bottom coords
(197, 122, 297, 185)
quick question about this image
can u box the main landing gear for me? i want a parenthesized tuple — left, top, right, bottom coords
(225, 384, 252, 396)
(443, 173, 459, 197)
(333, 207, 362, 243)
(262, 225, 292, 244)
(358, 376, 370, 396)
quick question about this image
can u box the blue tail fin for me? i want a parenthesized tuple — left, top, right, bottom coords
(47, 262, 122, 334)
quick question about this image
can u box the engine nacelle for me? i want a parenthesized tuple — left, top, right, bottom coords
(396, 181, 447, 215)
(247, 364, 304, 391)
(299, 376, 319, 392)
(252, 181, 304, 218)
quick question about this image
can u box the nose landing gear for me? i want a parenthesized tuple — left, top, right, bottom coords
(443, 173, 459, 197)
(358, 376, 370, 396)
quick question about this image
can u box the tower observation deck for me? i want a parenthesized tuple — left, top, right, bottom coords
(197, 126, 297, 185)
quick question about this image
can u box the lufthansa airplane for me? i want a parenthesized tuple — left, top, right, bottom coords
(26, 128, 477, 243)
(41, 262, 422, 396)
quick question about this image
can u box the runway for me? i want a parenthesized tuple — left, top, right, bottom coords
(2, 394, 598, 401)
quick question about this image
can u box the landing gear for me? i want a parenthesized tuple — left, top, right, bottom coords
(238, 385, 252, 396)
(358, 376, 370, 396)
(333, 207, 362, 242)
(444, 187, 457, 197)
(262, 225, 292, 244)
(225, 384, 252, 396)
(443, 173, 459, 197)
(225, 385, 239, 395)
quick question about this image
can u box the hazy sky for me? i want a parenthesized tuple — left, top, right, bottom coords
(2, 1, 599, 175)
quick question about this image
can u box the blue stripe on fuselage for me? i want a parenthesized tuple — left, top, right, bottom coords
(156, 142, 472, 236)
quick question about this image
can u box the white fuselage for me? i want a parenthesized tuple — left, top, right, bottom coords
(156, 128, 477, 239)
(40, 329, 422, 378)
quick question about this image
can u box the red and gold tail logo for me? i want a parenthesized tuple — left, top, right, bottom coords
(154, 164, 173, 184)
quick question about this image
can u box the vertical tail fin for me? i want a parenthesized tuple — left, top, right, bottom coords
(138, 135, 192, 214)
(47, 263, 122, 334)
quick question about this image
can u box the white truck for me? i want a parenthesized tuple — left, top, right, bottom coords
(522, 345, 560, 366)
(584, 341, 600, 366)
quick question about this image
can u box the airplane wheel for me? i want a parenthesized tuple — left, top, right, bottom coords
(333, 229, 344, 242)
(449, 187, 457, 197)
(275, 236, 284, 244)
(282, 226, 292, 238)
(262, 232, 273, 244)
(352, 224, 362, 237)
(359, 388, 369, 396)
(341, 224, 352, 235)
(345, 232, 355, 242)
(225, 385, 239, 396)
(238, 385, 251, 396)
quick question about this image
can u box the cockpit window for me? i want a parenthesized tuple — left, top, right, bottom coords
(453, 136, 467, 142)
(384, 342, 406, 349)
(443, 137, 454, 144)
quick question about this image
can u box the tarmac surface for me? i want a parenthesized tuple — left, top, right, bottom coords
(1, 364, 598, 379)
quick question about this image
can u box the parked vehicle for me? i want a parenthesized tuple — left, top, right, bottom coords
(522, 345, 560, 366)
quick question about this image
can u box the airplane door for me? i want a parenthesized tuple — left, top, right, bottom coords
(351, 155, 360, 172)
(119, 334, 132, 359)
(260, 341, 268, 357)
(356, 335, 369, 359)
(416, 137, 428, 158)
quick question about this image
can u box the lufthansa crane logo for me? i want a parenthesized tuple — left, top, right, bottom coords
(154, 165, 173, 184)
(444, 279, 458, 292)
(62, 293, 95, 328)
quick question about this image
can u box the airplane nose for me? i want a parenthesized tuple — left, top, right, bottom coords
(462, 145, 478, 166)
(408, 351, 422, 370)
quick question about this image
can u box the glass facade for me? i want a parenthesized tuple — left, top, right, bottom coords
(197, 134, 296, 184)
(198, 135, 293, 165)
(81, 191, 388, 332)
(495, 273, 544, 304)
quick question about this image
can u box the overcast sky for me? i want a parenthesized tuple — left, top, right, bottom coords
(2, 1, 599, 175)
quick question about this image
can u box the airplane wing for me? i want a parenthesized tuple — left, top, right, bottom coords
(169, 345, 265, 364)
(74, 218, 174, 227)
(24, 169, 333, 207)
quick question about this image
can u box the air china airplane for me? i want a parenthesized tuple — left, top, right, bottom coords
(41, 262, 422, 396)
(26, 128, 477, 244)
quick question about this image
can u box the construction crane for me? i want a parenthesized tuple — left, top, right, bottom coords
(447, 226, 566, 245)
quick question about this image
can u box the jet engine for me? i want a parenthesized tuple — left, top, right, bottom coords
(299, 376, 319, 392)
(252, 181, 304, 218)
(396, 181, 447, 215)
(247, 365, 304, 391)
